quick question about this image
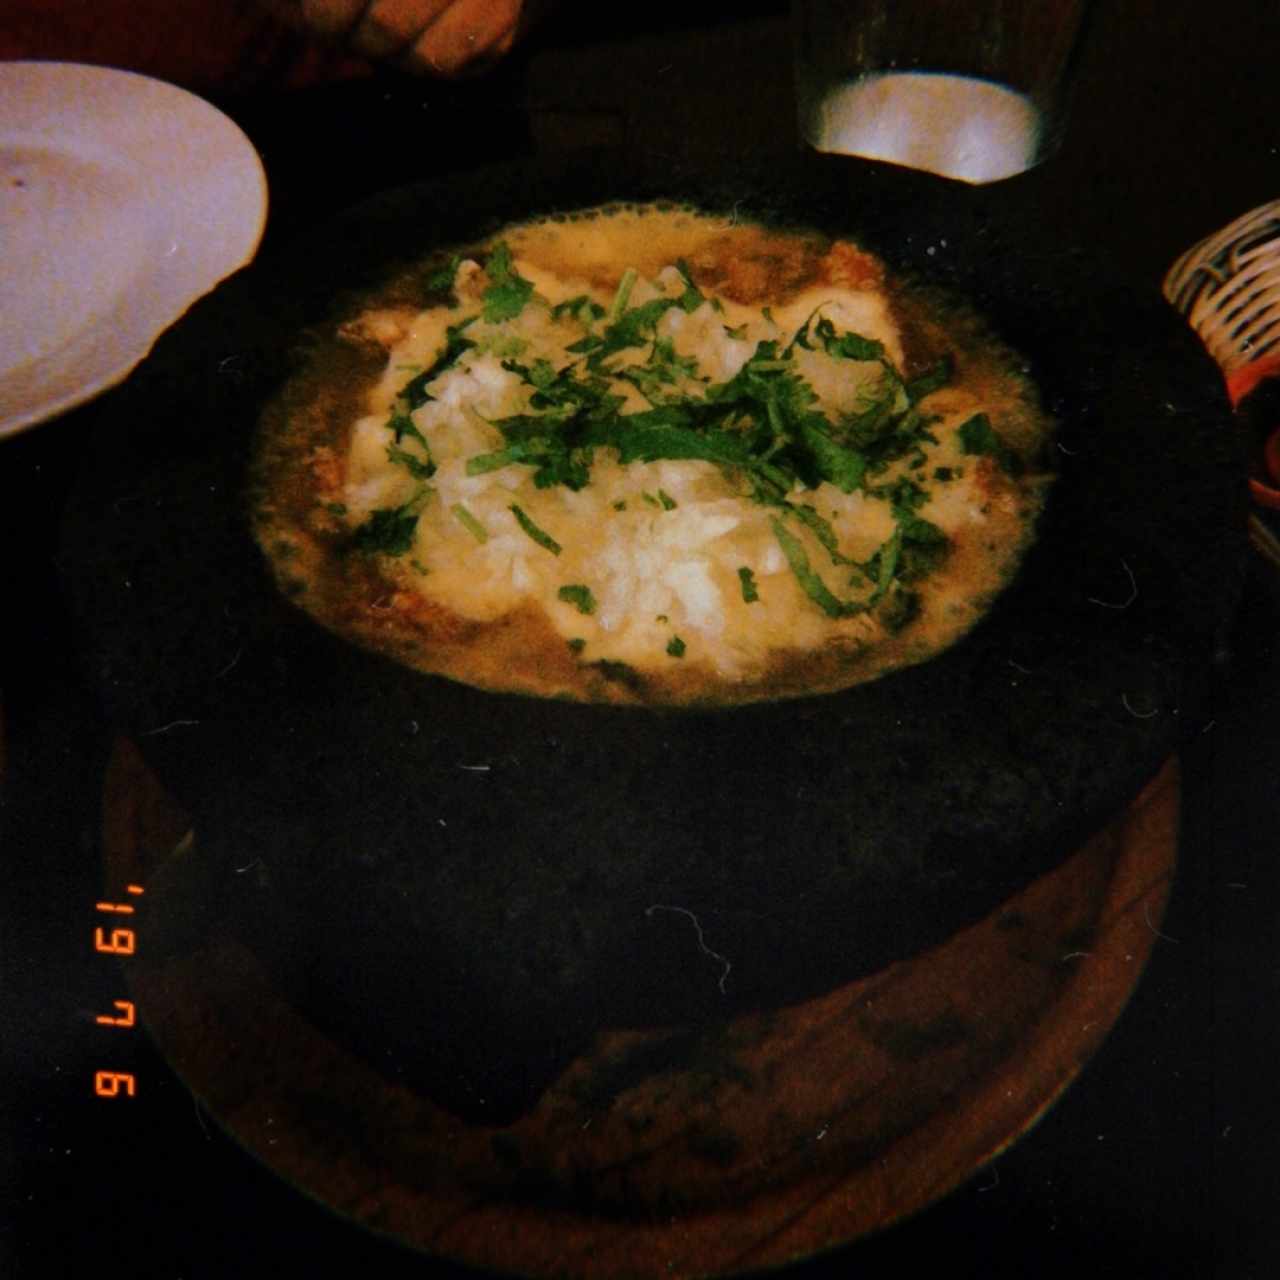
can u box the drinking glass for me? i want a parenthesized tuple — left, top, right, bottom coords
(793, 0, 1095, 183)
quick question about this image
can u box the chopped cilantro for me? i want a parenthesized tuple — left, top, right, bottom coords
(896, 509, 949, 581)
(476, 303, 939, 534)
(673, 260, 705, 313)
(451, 503, 488, 543)
(557, 584, 597, 615)
(958, 412, 997, 454)
(958, 413, 1021, 473)
(386, 443, 435, 479)
(351, 507, 418, 556)
(641, 489, 678, 511)
(486, 358, 621, 489)
(388, 406, 430, 450)
(836, 384, 898, 450)
(771, 517, 866, 619)
(481, 243, 534, 322)
(861, 508, 949, 589)
(904, 356, 953, 403)
(511, 504, 562, 554)
(379, 258, 966, 627)
(590, 405, 787, 491)
(566, 267, 703, 372)
(700, 340, 871, 491)
(863, 526, 901, 605)
(398, 321, 477, 411)
(869, 474, 929, 513)
(878, 585, 921, 632)
(789, 503, 852, 564)
(568, 637, 586, 654)
(425, 254, 462, 293)
(897, 507, 947, 546)
(898, 535, 949, 583)
(607, 269, 638, 323)
(666, 635, 686, 658)
(592, 658, 644, 692)
(474, 331, 528, 359)
(794, 314, 885, 363)
(551, 295, 606, 324)
(616, 338, 700, 403)
(466, 447, 527, 477)
(792, 413, 867, 493)
(587, 295, 686, 366)
(351, 490, 429, 557)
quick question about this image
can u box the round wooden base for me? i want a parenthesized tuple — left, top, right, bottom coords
(103, 739, 1179, 1277)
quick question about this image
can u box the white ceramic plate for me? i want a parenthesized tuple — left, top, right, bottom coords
(0, 62, 268, 438)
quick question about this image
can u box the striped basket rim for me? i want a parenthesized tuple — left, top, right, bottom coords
(1163, 199, 1280, 375)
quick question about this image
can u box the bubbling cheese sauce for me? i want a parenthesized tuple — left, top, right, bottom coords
(251, 204, 1052, 706)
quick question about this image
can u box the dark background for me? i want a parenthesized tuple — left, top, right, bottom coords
(4, 3, 1279, 1277)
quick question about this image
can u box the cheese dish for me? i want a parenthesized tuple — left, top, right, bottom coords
(250, 203, 1052, 706)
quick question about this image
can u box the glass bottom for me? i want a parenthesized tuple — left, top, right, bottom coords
(798, 71, 1044, 184)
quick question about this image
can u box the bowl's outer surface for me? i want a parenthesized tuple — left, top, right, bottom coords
(62, 149, 1246, 1121)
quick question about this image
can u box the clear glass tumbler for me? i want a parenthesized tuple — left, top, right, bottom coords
(793, 0, 1094, 183)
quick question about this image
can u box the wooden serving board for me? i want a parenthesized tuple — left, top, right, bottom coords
(103, 737, 1179, 1277)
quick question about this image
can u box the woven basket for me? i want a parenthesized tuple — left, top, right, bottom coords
(1164, 199, 1280, 533)
(1163, 199, 1280, 379)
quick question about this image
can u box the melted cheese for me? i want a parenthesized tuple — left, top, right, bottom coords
(251, 205, 1052, 706)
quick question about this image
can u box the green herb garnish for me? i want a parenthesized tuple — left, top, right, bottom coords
(481, 243, 534, 323)
(451, 503, 488, 543)
(557, 584, 597, 615)
(350, 488, 430, 557)
(397, 320, 476, 411)
(789, 503, 852, 563)
(616, 338, 700, 404)
(673, 260, 705, 312)
(511, 504, 562, 554)
(425, 254, 462, 293)
(770, 517, 866, 619)
(351, 507, 419, 556)
(551, 294, 606, 324)
(860, 509, 949, 591)
(386, 443, 435, 479)
(389, 257, 970, 627)
(592, 659, 644, 692)
(791, 313, 885, 364)
(388, 406, 430, 451)
(879, 586, 921, 632)
(607, 269, 638, 323)
(904, 356, 953, 403)
(958, 413, 1021, 473)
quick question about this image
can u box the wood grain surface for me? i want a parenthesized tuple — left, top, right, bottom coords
(103, 737, 1179, 1278)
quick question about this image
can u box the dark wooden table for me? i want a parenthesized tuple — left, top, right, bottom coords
(5, 4, 1278, 1277)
